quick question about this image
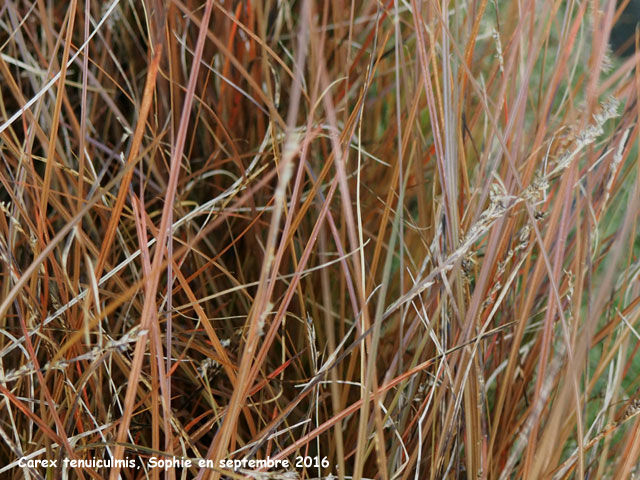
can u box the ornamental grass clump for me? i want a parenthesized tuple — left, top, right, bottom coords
(1, 1, 640, 479)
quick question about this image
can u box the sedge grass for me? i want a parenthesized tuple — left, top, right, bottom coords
(1, 0, 640, 479)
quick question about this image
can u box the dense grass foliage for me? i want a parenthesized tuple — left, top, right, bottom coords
(1, 1, 640, 479)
